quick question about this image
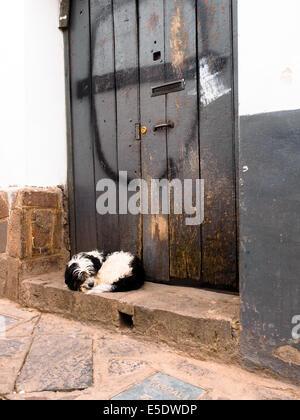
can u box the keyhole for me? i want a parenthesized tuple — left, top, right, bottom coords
(153, 51, 161, 61)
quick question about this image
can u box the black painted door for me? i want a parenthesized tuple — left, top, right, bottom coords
(69, 0, 238, 291)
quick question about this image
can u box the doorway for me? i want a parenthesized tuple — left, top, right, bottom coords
(69, 0, 238, 291)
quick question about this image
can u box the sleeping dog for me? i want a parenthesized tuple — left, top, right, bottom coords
(65, 250, 144, 294)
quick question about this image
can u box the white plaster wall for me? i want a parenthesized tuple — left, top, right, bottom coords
(238, 0, 300, 116)
(0, 0, 67, 188)
(0, 1, 26, 187)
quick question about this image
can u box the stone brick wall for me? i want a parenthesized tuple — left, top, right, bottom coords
(0, 188, 70, 302)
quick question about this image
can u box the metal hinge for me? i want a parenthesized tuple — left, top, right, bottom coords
(135, 123, 141, 141)
(59, 0, 71, 29)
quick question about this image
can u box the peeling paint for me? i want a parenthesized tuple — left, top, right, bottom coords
(170, 6, 188, 73)
(274, 346, 300, 367)
(146, 13, 159, 33)
(151, 215, 168, 242)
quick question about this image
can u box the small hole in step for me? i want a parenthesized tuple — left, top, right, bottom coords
(119, 312, 134, 329)
(153, 51, 161, 61)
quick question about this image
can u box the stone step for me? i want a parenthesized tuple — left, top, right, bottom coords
(20, 272, 240, 364)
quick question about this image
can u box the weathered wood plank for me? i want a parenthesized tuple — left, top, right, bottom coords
(198, 0, 238, 290)
(90, 0, 120, 253)
(69, 0, 97, 252)
(139, 0, 170, 282)
(165, 0, 201, 281)
(113, 0, 141, 256)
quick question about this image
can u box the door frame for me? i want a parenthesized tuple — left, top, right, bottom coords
(63, 0, 240, 289)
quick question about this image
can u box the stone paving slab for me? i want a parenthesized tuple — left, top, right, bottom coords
(112, 372, 205, 400)
(92, 335, 158, 399)
(0, 300, 40, 395)
(35, 314, 91, 337)
(0, 299, 39, 323)
(0, 337, 31, 395)
(0, 315, 17, 330)
(5, 318, 39, 339)
(16, 335, 93, 393)
(0, 299, 40, 339)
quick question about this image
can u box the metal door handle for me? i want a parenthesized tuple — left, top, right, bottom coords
(153, 121, 175, 131)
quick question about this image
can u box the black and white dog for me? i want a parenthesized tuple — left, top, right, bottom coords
(65, 250, 144, 294)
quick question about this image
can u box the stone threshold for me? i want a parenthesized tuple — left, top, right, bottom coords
(20, 272, 240, 365)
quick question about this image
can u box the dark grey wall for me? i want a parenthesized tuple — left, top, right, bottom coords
(239, 110, 300, 383)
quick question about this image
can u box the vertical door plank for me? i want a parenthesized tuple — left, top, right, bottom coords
(197, 0, 237, 290)
(90, 0, 120, 253)
(165, 0, 201, 282)
(113, 0, 141, 255)
(69, 0, 97, 252)
(139, 0, 170, 282)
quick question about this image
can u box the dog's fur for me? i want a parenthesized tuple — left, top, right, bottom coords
(65, 250, 144, 294)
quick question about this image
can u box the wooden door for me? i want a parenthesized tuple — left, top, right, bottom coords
(69, 0, 238, 291)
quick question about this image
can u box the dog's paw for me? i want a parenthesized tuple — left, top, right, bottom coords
(87, 284, 114, 295)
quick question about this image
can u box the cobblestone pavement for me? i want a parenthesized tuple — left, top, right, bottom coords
(0, 298, 299, 401)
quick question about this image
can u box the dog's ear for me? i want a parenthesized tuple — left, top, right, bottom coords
(84, 255, 102, 273)
(65, 263, 79, 291)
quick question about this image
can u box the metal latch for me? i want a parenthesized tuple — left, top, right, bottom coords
(153, 121, 175, 131)
(59, 0, 71, 29)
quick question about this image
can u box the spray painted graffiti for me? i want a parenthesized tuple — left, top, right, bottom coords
(75, 0, 231, 182)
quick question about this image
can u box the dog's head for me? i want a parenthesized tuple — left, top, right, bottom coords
(65, 251, 104, 292)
